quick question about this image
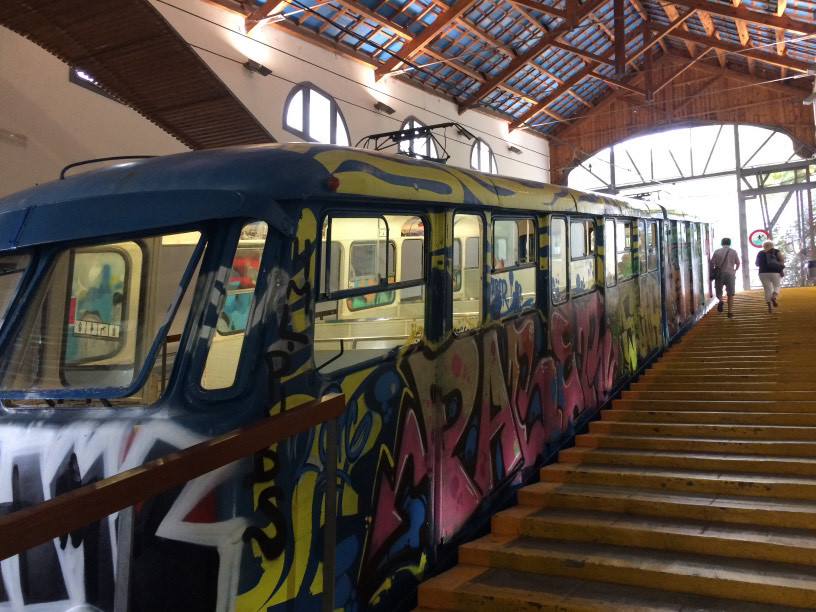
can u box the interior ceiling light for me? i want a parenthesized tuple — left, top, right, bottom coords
(374, 101, 396, 115)
(244, 59, 272, 76)
(508, 145, 522, 154)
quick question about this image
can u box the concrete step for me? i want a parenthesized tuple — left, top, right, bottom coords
(517, 482, 816, 529)
(621, 390, 816, 401)
(577, 432, 816, 456)
(647, 366, 815, 374)
(458, 535, 816, 608)
(558, 446, 816, 476)
(589, 420, 816, 440)
(416, 565, 805, 611)
(630, 383, 816, 393)
(610, 399, 816, 412)
(601, 409, 816, 425)
(540, 463, 816, 500)
(491, 506, 816, 565)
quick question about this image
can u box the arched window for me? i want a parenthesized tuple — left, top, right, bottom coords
(470, 139, 498, 174)
(283, 83, 350, 145)
(398, 117, 439, 160)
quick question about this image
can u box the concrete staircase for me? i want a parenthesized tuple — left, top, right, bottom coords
(417, 288, 816, 611)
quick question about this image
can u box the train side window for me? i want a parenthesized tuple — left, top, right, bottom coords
(315, 214, 426, 373)
(605, 219, 616, 286)
(637, 220, 646, 275)
(550, 217, 567, 304)
(347, 241, 396, 310)
(570, 219, 596, 295)
(647, 221, 658, 270)
(490, 217, 535, 318)
(616, 220, 634, 281)
(0, 231, 203, 402)
(453, 213, 482, 333)
(201, 221, 268, 390)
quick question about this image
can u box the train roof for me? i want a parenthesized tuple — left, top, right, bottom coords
(0, 144, 685, 249)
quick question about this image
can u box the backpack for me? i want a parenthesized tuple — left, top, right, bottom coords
(765, 249, 785, 273)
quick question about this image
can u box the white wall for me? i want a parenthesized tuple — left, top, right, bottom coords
(154, 0, 549, 181)
(0, 27, 188, 198)
(0, 0, 550, 199)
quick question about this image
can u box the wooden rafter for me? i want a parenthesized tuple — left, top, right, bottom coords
(374, 0, 475, 81)
(245, 1, 290, 33)
(696, 11, 727, 68)
(628, 0, 668, 52)
(456, 0, 609, 112)
(510, 10, 704, 132)
(662, 50, 809, 95)
(660, 1, 697, 58)
(669, 0, 815, 34)
(659, 26, 814, 72)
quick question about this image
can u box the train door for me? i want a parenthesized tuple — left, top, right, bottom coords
(691, 223, 704, 310)
(548, 214, 613, 419)
(684, 222, 694, 315)
(664, 220, 682, 336)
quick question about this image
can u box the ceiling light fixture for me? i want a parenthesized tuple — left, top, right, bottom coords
(508, 145, 522, 154)
(374, 101, 396, 114)
(0, 127, 27, 146)
(244, 59, 272, 76)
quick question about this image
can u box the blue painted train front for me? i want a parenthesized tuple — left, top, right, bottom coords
(0, 144, 710, 610)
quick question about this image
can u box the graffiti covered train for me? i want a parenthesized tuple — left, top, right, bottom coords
(0, 144, 711, 611)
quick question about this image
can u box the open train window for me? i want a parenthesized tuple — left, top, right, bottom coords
(201, 221, 269, 390)
(0, 230, 204, 403)
(550, 217, 567, 304)
(570, 218, 596, 295)
(490, 217, 536, 318)
(315, 213, 427, 373)
(453, 213, 483, 333)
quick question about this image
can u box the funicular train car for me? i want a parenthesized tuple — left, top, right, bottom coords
(0, 144, 711, 611)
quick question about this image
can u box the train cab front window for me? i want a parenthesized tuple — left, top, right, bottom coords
(201, 221, 268, 390)
(0, 231, 203, 404)
(0, 253, 31, 324)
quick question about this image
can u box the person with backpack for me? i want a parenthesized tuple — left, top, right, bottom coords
(709, 237, 740, 318)
(755, 239, 785, 314)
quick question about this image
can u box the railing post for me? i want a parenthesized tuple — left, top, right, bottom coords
(322, 417, 338, 612)
(114, 506, 134, 612)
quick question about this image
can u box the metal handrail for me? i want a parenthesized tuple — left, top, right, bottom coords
(0, 392, 345, 561)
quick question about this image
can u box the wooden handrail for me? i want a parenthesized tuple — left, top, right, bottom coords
(0, 393, 345, 561)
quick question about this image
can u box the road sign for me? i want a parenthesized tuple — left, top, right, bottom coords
(749, 229, 770, 247)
